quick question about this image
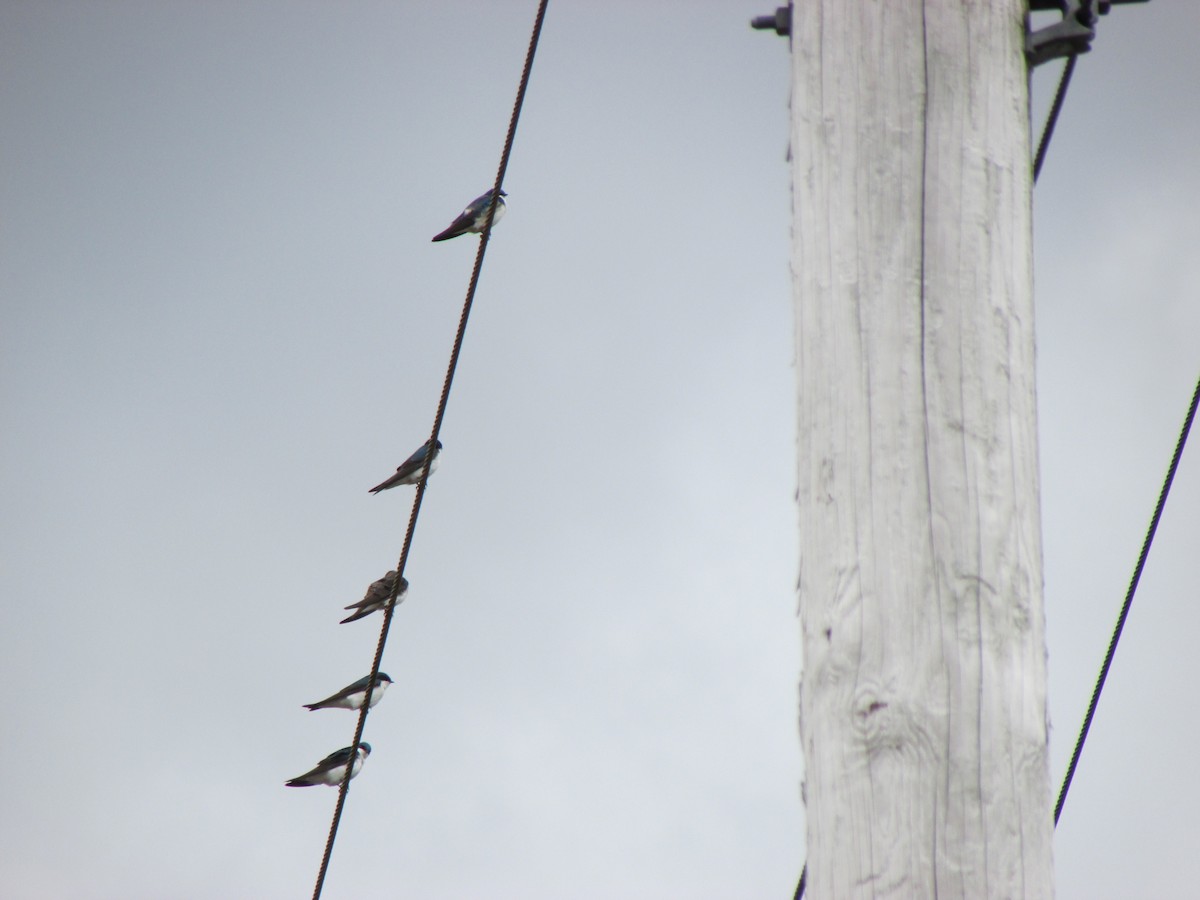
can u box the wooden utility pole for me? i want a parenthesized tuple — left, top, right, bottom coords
(791, 1, 1054, 897)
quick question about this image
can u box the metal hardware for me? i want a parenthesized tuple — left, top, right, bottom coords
(751, 5, 790, 37)
(1027, 0, 1151, 68)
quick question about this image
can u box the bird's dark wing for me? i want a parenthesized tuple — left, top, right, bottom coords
(431, 213, 474, 242)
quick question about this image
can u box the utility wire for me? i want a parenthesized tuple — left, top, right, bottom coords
(309, 3, 550, 897)
(1033, 54, 1077, 183)
(1054, 371, 1200, 826)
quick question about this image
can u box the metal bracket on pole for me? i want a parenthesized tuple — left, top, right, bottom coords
(1027, 0, 1096, 67)
(750, 4, 791, 37)
(1026, 0, 1150, 68)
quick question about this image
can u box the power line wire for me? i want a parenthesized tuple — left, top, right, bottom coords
(1054, 371, 1200, 826)
(792, 863, 806, 899)
(308, 3, 550, 897)
(1033, 54, 1077, 183)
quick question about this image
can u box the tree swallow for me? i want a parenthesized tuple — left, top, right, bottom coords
(340, 571, 409, 624)
(431, 189, 507, 241)
(369, 440, 441, 494)
(303, 673, 394, 711)
(285, 743, 372, 787)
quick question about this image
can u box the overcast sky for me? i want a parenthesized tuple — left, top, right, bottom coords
(1, 2, 1197, 898)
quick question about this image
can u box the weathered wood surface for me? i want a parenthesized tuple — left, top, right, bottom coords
(791, 2, 1055, 896)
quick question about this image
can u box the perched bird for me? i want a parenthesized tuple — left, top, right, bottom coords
(369, 440, 441, 494)
(341, 571, 409, 624)
(431, 189, 507, 241)
(285, 743, 372, 787)
(303, 673, 394, 711)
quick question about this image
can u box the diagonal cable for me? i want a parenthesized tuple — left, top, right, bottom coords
(793, 863, 806, 899)
(309, 3, 550, 897)
(1054, 371, 1200, 826)
(1033, 54, 1077, 183)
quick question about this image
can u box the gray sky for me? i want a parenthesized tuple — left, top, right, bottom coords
(1, 2, 1197, 898)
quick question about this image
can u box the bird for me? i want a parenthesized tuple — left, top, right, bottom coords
(431, 188, 507, 241)
(340, 571, 409, 624)
(303, 673, 394, 711)
(369, 440, 441, 494)
(285, 743, 372, 787)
